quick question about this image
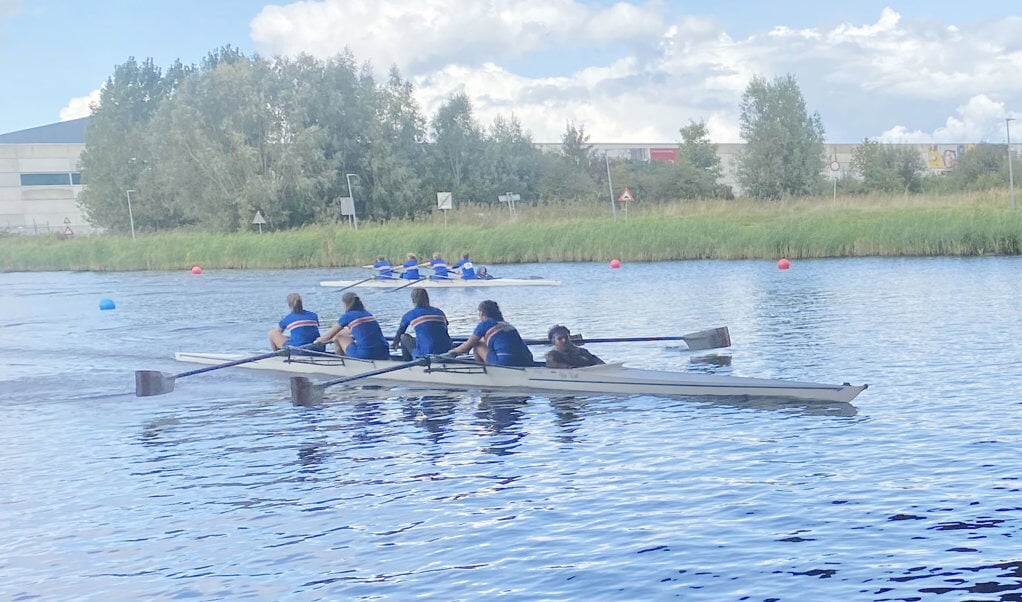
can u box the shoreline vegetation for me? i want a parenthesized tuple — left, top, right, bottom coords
(2, 191, 1020, 272)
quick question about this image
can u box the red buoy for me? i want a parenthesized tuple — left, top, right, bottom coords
(777, 258, 790, 270)
(609, 259, 621, 269)
(191, 265, 203, 275)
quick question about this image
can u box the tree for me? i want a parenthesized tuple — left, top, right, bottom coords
(481, 113, 543, 203)
(77, 57, 176, 231)
(850, 138, 926, 193)
(364, 66, 430, 220)
(946, 144, 1009, 191)
(736, 74, 825, 199)
(538, 152, 599, 201)
(560, 122, 598, 172)
(673, 120, 730, 199)
(430, 93, 485, 201)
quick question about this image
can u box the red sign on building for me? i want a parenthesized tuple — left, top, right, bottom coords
(650, 148, 677, 163)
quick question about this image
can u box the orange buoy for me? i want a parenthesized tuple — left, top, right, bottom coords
(777, 258, 791, 270)
(609, 259, 621, 269)
(191, 265, 203, 275)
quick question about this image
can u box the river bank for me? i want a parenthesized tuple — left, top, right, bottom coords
(2, 191, 1019, 271)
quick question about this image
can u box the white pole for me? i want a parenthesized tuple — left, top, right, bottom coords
(605, 153, 617, 218)
(345, 173, 359, 229)
(125, 189, 136, 240)
(1007, 118, 1016, 210)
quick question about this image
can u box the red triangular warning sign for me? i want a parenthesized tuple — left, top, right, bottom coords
(618, 187, 634, 202)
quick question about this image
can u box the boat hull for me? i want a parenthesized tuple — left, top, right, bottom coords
(319, 278, 561, 288)
(174, 352, 867, 403)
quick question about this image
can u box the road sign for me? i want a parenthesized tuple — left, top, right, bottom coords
(252, 210, 266, 224)
(829, 160, 841, 172)
(618, 187, 634, 202)
(63, 217, 72, 224)
(63, 225, 73, 237)
(497, 192, 520, 217)
(437, 192, 453, 210)
(338, 197, 355, 216)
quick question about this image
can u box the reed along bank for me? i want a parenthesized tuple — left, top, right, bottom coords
(3, 192, 1021, 272)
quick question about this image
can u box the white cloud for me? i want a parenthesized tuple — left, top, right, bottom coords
(878, 95, 1014, 143)
(248, 2, 1022, 143)
(59, 89, 101, 122)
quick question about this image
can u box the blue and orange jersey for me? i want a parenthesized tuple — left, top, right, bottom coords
(473, 318, 533, 366)
(278, 310, 321, 347)
(396, 306, 452, 357)
(338, 309, 389, 351)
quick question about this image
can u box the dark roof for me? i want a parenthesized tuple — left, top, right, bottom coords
(0, 117, 90, 144)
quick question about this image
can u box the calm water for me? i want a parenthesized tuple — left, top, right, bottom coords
(2, 258, 1021, 601)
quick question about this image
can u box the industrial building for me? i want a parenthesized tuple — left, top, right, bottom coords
(0, 117, 90, 235)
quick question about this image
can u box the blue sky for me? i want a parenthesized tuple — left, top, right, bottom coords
(1, 1, 1019, 143)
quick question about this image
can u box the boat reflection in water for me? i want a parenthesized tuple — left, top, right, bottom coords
(471, 393, 530, 456)
(400, 393, 459, 444)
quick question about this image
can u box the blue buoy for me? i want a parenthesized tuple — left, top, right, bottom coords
(99, 298, 116, 311)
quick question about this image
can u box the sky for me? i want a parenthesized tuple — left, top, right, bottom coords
(1, 0, 1020, 144)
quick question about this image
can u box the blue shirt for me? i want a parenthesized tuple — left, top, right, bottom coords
(430, 258, 449, 279)
(374, 260, 395, 279)
(338, 309, 389, 359)
(278, 310, 324, 350)
(402, 258, 420, 280)
(396, 306, 452, 357)
(453, 258, 476, 279)
(473, 318, 534, 366)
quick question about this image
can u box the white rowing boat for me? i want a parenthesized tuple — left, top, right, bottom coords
(173, 352, 867, 403)
(319, 277, 561, 288)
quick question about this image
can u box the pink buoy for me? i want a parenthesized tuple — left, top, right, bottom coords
(191, 265, 203, 275)
(609, 259, 621, 269)
(777, 258, 791, 270)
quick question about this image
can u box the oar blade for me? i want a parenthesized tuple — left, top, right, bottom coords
(290, 376, 326, 406)
(682, 326, 731, 351)
(135, 370, 176, 397)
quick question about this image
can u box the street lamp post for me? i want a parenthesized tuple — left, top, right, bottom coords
(345, 173, 359, 230)
(605, 153, 617, 218)
(125, 189, 137, 240)
(1007, 118, 1016, 210)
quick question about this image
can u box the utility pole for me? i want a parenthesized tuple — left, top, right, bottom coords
(1007, 118, 1016, 210)
(605, 153, 617, 218)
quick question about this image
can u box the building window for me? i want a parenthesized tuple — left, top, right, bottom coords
(20, 172, 77, 186)
(71, 172, 82, 185)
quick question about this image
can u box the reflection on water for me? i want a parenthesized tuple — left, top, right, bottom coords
(549, 396, 588, 443)
(688, 353, 733, 372)
(401, 393, 458, 444)
(472, 394, 529, 455)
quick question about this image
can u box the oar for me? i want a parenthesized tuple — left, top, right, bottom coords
(449, 326, 731, 351)
(386, 277, 425, 293)
(335, 275, 377, 292)
(135, 344, 318, 397)
(290, 356, 432, 405)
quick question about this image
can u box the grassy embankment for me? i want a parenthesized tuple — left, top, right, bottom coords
(2, 190, 1020, 272)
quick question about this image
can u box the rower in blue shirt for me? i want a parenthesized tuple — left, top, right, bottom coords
(268, 293, 326, 353)
(446, 299, 534, 367)
(427, 252, 450, 279)
(401, 253, 421, 280)
(392, 288, 452, 359)
(365, 256, 395, 279)
(316, 292, 390, 360)
(453, 252, 477, 279)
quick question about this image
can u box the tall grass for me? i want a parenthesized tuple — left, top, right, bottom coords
(2, 191, 1020, 271)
